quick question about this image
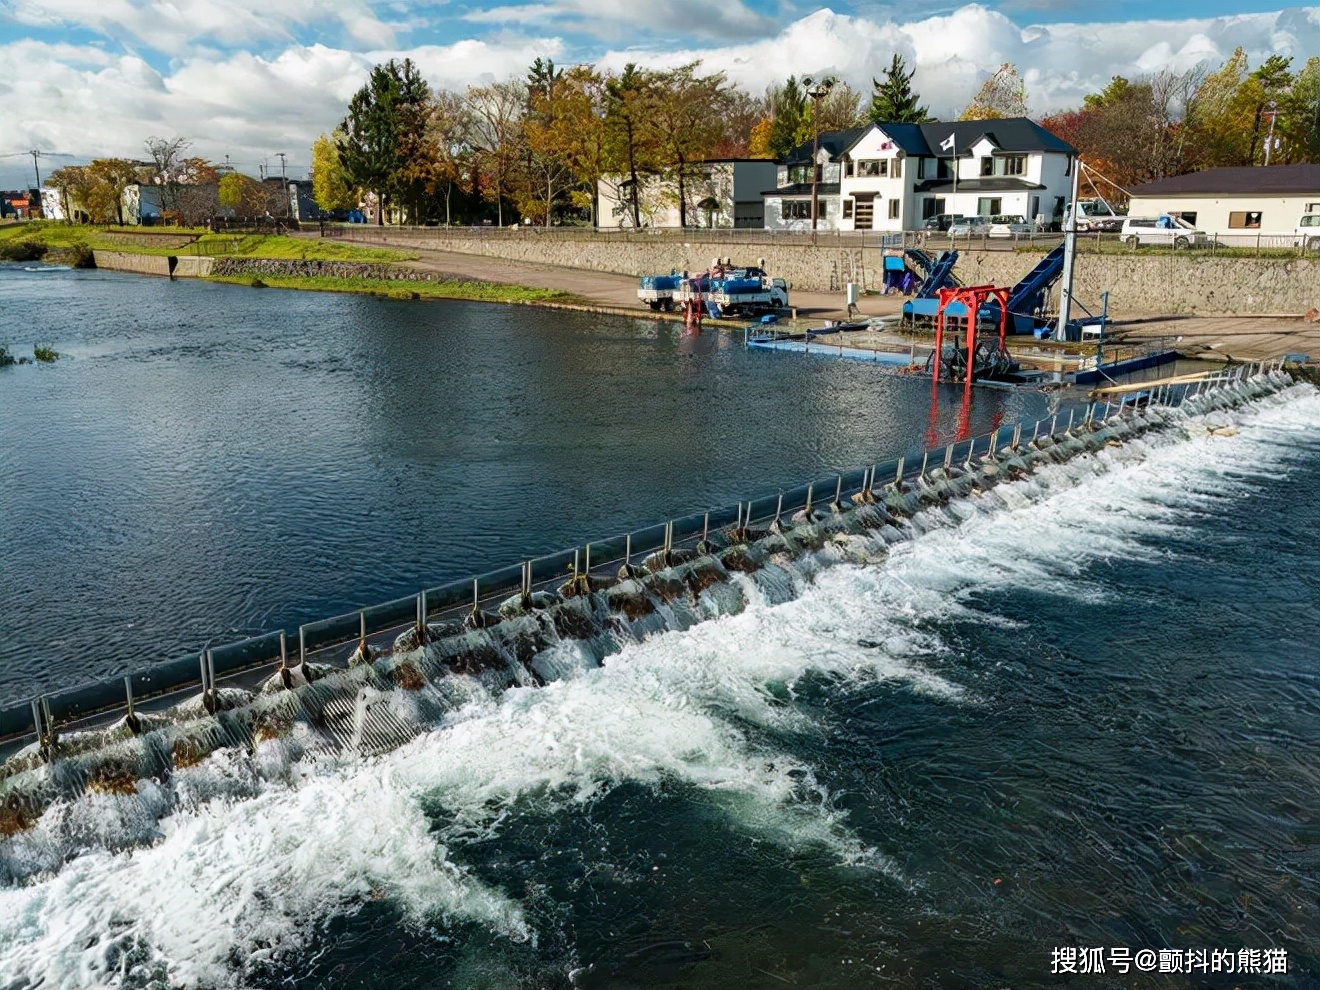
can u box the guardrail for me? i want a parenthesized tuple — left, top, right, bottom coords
(0, 361, 1288, 757)
(319, 223, 1318, 259)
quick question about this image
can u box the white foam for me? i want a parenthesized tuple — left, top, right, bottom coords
(2, 384, 1316, 988)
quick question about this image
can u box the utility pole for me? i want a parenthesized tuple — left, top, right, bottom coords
(29, 150, 41, 190)
(1055, 154, 1081, 342)
(276, 152, 289, 217)
(803, 76, 835, 231)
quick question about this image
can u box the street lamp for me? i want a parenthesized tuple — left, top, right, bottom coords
(1263, 100, 1278, 166)
(803, 75, 836, 230)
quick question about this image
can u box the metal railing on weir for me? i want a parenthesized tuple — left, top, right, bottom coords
(0, 361, 1286, 753)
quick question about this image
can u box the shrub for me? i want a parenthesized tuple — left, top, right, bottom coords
(33, 345, 58, 363)
(0, 345, 14, 367)
(249, 278, 266, 288)
(0, 241, 47, 262)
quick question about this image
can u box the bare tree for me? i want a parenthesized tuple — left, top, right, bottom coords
(467, 79, 525, 226)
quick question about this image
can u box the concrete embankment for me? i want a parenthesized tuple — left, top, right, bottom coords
(323, 228, 1318, 317)
(92, 251, 215, 278)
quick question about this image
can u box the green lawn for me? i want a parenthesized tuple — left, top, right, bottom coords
(0, 221, 415, 263)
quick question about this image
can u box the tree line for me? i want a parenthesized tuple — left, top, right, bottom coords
(317, 55, 944, 227)
(45, 137, 290, 226)
(1041, 50, 1320, 191)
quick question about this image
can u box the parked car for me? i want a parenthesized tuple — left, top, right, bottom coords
(948, 216, 992, 238)
(1295, 213, 1320, 251)
(922, 213, 965, 232)
(1075, 214, 1123, 233)
(1120, 215, 1209, 248)
(988, 214, 1036, 237)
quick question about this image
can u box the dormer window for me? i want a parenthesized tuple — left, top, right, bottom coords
(980, 156, 994, 177)
(1003, 155, 1026, 176)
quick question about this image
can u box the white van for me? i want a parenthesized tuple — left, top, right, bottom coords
(1295, 214, 1320, 251)
(1120, 214, 1209, 249)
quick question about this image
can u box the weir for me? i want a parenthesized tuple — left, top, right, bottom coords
(0, 362, 1302, 840)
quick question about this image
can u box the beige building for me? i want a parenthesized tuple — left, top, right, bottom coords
(1128, 164, 1320, 237)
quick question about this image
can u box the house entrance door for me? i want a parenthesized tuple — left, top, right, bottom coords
(853, 196, 874, 230)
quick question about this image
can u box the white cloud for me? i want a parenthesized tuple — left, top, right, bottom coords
(0, 3, 1316, 189)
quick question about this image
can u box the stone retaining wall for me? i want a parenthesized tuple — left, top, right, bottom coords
(208, 257, 453, 282)
(325, 229, 1317, 316)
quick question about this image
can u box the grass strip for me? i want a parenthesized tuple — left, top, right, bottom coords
(207, 272, 582, 305)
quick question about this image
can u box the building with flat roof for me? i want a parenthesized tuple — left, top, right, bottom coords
(597, 160, 779, 229)
(1127, 164, 1320, 236)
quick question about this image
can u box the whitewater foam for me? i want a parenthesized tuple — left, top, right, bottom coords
(2, 382, 1316, 988)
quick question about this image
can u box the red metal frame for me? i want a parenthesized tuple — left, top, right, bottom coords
(932, 284, 1010, 384)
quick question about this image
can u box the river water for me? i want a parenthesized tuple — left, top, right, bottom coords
(1, 264, 1318, 989)
(0, 265, 1043, 703)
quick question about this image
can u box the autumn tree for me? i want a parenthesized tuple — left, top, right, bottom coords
(218, 172, 271, 217)
(426, 91, 475, 225)
(813, 80, 867, 132)
(649, 63, 732, 228)
(86, 158, 142, 225)
(960, 63, 1028, 120)
(524, 65, 609, 225)
(312, 132, 356, 213)
(467, 78, 526, 226)
(45, 165, 92, 222)
(869, 55, 930, 124)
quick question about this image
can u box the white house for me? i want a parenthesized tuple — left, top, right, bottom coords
(597, 159, 779, 229)
(1127, 164, 1320, 236)
(763, 119, 1077, 232)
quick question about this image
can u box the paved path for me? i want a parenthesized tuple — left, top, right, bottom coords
(1114, 316, 1319, 363)
(399, 247, 906, 320)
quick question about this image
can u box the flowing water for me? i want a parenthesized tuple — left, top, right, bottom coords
(1, 266, 1318, 989)
(0, 265, 1043, 704)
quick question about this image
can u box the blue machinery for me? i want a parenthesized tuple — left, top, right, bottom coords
(902, 244, 1067, 336)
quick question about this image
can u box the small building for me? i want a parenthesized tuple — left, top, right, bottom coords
(763, 119, 1077, 232)
(1127, 165, 1320, 236)
(597, 160, 779, 229)
(1, 189, 39, 220)
(121, 183, 165, 225)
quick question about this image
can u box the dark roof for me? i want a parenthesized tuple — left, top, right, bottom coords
(782, 126, 871, 165)
(913, 177, 1047, 193)
(782, 119, 1075, 164)
(762, 183, 841, 197)
(868, 123, 929, 155)
(1129, 164, 1320, 197)
(915, 119, 1075, 156)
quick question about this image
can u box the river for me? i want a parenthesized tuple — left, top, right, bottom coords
(1, 263, 1317, 989)
(0, 264, 1043, 703)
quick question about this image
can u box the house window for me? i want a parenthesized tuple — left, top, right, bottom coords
(819, 201, 829, 218)
(844, 161, 855, 177)
(843, 199, 854, 219)
(1171, 211, 1197, 226)
(922, 197, 946, 219)
(857, 160, 887, 177)
(888, 198, 900, 220)
(980, 156, 994, 177)
(1307, 202, 1320, 212)
(1003, 155, 1026, 176)
(1229, 211, 1262, 228)
(787, 165, 812, 185)
(891, 158, 902, 179)
(782, 201, 811, 220)
(977, 197, 1002, 216)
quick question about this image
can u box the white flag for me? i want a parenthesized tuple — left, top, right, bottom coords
(940, 134, 956, 152)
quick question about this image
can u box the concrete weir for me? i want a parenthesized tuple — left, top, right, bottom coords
(0, 365, 1303, 844)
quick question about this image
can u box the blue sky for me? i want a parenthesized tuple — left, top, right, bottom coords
(0, 1, 1316, 188)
